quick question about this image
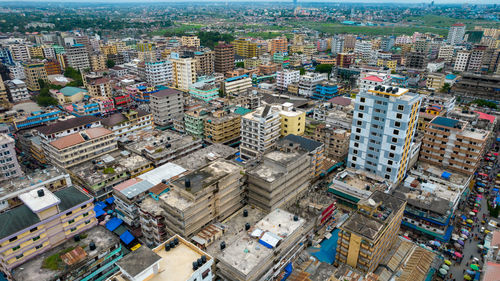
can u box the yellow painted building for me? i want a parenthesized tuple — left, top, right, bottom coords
(233, 38, 259, 58)
(0, 186, 96, 279)
(181, 36, 200, 47)
(101, 44, 118, 56)
(278, 103, 306, 136)
(336, 191, 406, 273)
(0, 76, 8, 104)
(22, 61, 48, 91)
(28, 45, 44, 59)
(137, 42, 154, 52)
(204, 110, 241, 144)
(377, 59, 397, 70)
(90, 53, 107, 71)
(426, 73, 445, 90)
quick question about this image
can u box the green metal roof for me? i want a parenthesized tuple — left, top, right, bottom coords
(234, 107, 252, 116)
(54, 186, 92, 212)
(60, 86, 87, 97)
(327, 188, 361, 203)
(0, 205, 40, 240)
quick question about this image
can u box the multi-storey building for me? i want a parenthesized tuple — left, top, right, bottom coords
(214, 43, 234, 74)
(0, 77, 6, 104)
(9, 44, 30, 61)
(0, 185, 97, 280)
(278, 102, 305, 136)
(452, 73, 500, 101)
(28, 45, 43, 59)
(13, 109, 63, 131)
(336, 52, 354, 68)
(447, 23, 466, 45)
(270, 37, 288, 55)
(405, 52, 426, 70)
(101, 109, 153, 139)
(181, 35, 200, 47)
(158, 160, 244, 237)
(194, 50, 215, 76)
(184, 110, 207, 139)
(150, 88, 184, 126)
(467, 45, 487, 73)
(5, 79, 29, 103)
(65, 44, 90, 71)
(331, 36, 345, 54)
(22, 61, 48, 91)
(46, 127, 117, 169)
(145, 60, 173, 85)
(233, 38, 259, 58)
(204, 110, 241, 144)
(354, 40, 373, 61)
(310, 123, 351, 162)
(240, 105, 281, 160)
(0, 134, 23, 182)
(276, 70, 300, 91)
(348, 86, 421, 184)
(43, 59, 61, 75)
(247, 143, 312, 211)
(453, 50, 470, 72)
(83, 73, 113, 97)
(89, 53, 107, 71)
(222, 74, 252, 95)
(336, 191, 406, 273)
(298, 72, 327, 97)
(420, 116, 489, 175)
(438, 44, 455, 63)
(189, 83, 219, 102)
(172, 56, 197, 91)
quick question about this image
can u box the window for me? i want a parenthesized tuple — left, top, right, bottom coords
(396, 113, 402, 119)
(397, 105, 404, 111)
(35, 244, 43, 249)
(358, 113, 363, 118)
(30, 227, 37, 233)
(68, 219, 75, 224)
(355, 135, 360, 141)
(9, 236, 17, 242)
(357, 121, 362, 126)
(392, 137, 397, 143)
(83, 212, 89, 217)
(70, 227, 77, 232)
(389, 153, 395, 158)
(395, 121, 401, 127)
(353, 150, 358, 155)
(66, 211, 73, 216)
(32, 236, 41, 242)
(385, 174, 391, 180)
(12, 245, 20, 251)
(16, 254, 23, 260)
(360, 97, 365, 103)
(85, 220, 91, 225)
(393, 129, 399, 135)
(359, 105, 365, 111)
(352, 156, 357, 161)
(356, 128, 361, 133)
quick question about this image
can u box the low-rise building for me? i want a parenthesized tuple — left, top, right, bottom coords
(13, 108, 63, 131)
(5, 79, 29, 103)
(313, 81, 339, 101)
(426, 73, 445, 90)
(298, 72, 327, 97)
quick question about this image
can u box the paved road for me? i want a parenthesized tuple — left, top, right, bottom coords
(446, 145, 499, 281)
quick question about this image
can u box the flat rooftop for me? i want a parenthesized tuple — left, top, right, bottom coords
(0, 166, 67, 202)
(172, 160, 241, 194)
(124, 130, 201, 158)
(248, 150, 304, 183)
(13, 226, 119, 281)
(173, 143, 237, 171)
(19, 188, 60, 213)
(217, 209, 305, 277)
(151, 236, 210, 281)
(342, 191, 405, 241)
(333, 168, 389, 192)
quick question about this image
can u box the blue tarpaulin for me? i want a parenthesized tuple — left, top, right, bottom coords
(95, 201, 107, 209)
(476, 182, 486, 187)
(258, 239, 274, 249)
(460, 215, 467, 220)
(493, 188, 499, 192)
(120, 231, 134, 245)
(280, 263, 293, 281)
(497, 137, 500, 142)
(496, 195, 500, 204)
(106, 217, 123, 231)
(441, 171, 451, 179)
(94, 208, 105, 217)
(105, 197, 115, 205)
(235, 157, 243, 162)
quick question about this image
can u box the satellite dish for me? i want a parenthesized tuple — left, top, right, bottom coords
(368, 199, 376, 206)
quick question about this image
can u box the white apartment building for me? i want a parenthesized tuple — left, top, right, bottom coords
(5, 79, 29, 102)
(8, 62, 26, 80)
(240, 105, 281, 160)
(348, 85, 421, 184)
(331, 36, 345, 54)
(223, 75, 253, 95)
(9, 44, 30, 61)
(453, 50, 470, 72)
(145, 60, 173, 85)
(447, 23, 466, 45)
(354, 40, 373, 61)
(172, 56, 196, 91)
(298, 72, 327, 97)
(42, 45, 56, 59)
(276, 70, 300, 91)
(358, 72, 391, 90)
(0, 134, 23, 182)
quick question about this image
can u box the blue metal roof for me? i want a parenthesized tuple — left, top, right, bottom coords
(106, 217, 123, 231)
(226, 74, 249, 82)
(431, 117, 459, 128)
(120, 230, 135, 245)
(105, 197, 115, 205)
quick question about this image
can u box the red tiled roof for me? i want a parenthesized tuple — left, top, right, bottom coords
(49, 127, 113, 150)
(452, 23, 465, 27)
(362, 75, 384, 82)
(329, 96, 352, 106)
(475, 111, 496, 124)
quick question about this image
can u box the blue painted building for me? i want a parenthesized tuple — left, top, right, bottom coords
(313, 81, 339, 100)
(13, 109, 63, 130)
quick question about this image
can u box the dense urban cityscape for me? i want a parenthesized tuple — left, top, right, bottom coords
(0, 1, 499, 281)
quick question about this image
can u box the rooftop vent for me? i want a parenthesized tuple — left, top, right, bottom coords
(293, 215, 299, 221)
(243, 209, 248, 217)
(185, 179, 191, 188)
(37, 189, 44, 197)
(245, 223, 251, 230)
(174, 238, 179, 245)
(165, 243, 171, 251)
(192, 261, 198, 270)
(89, 241, 96, 251)
(220, 241, 226, 250)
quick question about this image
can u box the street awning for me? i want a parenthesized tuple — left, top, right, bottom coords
(106, 217, 123, 231)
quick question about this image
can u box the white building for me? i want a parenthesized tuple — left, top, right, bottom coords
(8, 62, 26, 80)
(276, 70, 300, 91)
(331, 36, 345, 54)
(354, 40, 373, 61)
(453, 50, 470, 72)
(427, 60, 445, 73)
(42, 45, 56, 59)
(0, 134, 23, 182)
(447, 23, 466, 45)
(298, 72, 326, 97)
(358, 72, 391, 90)
(9, 44, 30, 61)
(437, 44, 455, 63)
(348, 86, 421, 184)
(145, 60, 173, 86)
(5, 79, 29, 102)
(240, 105, 281, 160)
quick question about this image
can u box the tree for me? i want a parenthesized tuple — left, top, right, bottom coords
(235, 62, 245, 68)
(299, 67, 306, 75)
(106, 59, 115, 68)
(218, 88, 225, 98)
(472, 99, 497, 109)
(440, 83, 451, 93)
(315, 64, 333, 79)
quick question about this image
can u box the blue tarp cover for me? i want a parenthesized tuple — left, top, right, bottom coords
(460, 215, 467, 220)
(105, 197, 115, 204)
(95, 202, 107, 209)
(258, 239, 274, 249)
(442, 171, 451, 179)
(492, 188, 499, 192)
(120, 230, 134, 245)
(94, 208, 105, 217)
(106, 217, 123, 231)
